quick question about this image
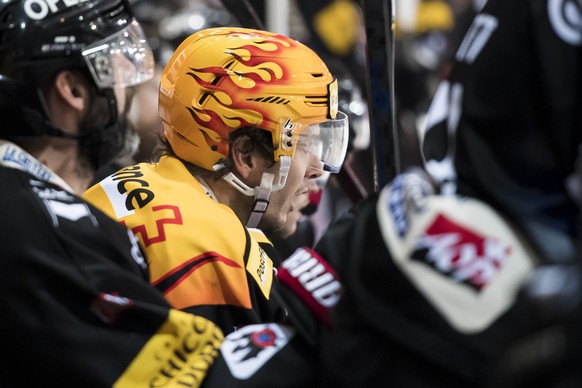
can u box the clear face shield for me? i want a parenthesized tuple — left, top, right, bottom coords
(296, 110, 349, 173)
(82, 20, 154, 89)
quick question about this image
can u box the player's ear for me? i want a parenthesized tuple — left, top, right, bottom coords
(230, 134, 259, 180)
(52, 70, 89, 112)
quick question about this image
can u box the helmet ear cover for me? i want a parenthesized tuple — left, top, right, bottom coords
(160, 27, 348, 173)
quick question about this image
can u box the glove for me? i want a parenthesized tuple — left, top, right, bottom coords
(274, 247, 342, 344)
(201, 248, 340, 386)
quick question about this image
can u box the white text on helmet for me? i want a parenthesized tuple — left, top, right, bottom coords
(24, 0, 91, 21)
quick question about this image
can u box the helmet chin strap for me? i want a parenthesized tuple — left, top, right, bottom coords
(222, 155, 292, 228)
(21, 85, 117, 141)
(20, 106, 87, 140)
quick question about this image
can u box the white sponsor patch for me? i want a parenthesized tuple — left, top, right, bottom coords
(376, 182, 536, 333)
(221, 324, 295, 380)
(100, 174, 134, 219)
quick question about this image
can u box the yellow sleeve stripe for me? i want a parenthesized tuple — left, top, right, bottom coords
(114, 310, 224, 388)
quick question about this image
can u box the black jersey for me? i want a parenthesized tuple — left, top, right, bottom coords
(0, 144, 223, 387)
(314, 171, 542, 387)
(311, 0, 582, 385)
(422, 0, 582, 262)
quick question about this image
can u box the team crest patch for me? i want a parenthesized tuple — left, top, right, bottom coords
(412, 213, 511, 291)
(221, 324, 295, 379)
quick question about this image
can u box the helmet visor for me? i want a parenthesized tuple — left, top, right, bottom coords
(298, 111, 349, 173)
(82, 20, 154, 89)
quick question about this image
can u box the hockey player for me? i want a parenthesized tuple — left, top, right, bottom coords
(310, 0, 582, 386)
(0, 0, 230, 385)
(83, 27, 349, 335)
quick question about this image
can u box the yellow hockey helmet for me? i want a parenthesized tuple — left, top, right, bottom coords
(159, 27, 348, 172)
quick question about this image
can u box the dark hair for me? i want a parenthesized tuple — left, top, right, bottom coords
(155, 126, 275, 178)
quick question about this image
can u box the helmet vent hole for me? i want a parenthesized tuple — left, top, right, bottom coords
(312, 73, 324, 78)
(199, 92, 210, 105)
(247, 97, 290, 104)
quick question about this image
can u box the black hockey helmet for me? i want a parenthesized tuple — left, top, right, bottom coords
(0, 0, 154, 138)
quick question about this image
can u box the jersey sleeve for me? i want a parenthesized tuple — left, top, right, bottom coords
(421, 0, 582, 258)
(0, 168, 224, 386)
(84, 161, 284, 334)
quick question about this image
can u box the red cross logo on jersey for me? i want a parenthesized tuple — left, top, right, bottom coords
(126, 205, 183, 247)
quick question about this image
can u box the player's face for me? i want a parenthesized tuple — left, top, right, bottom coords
(273, 178, 319, 239)
(78, 85, 138, 170)
(259, 141, 324, 234)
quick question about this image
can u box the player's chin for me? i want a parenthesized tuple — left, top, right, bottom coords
(259, 212, 287, 235)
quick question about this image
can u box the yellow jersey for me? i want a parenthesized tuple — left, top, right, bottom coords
(84, 155, 284, 334)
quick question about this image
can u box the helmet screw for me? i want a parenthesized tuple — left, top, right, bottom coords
(286, 131, 293, 137)
(211, 145, 218, 151)
(286, 141, 293, 147)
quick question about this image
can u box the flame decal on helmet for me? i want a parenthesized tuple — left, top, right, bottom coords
(160, 27, 335, 171)
(183, 37, 296, 153)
